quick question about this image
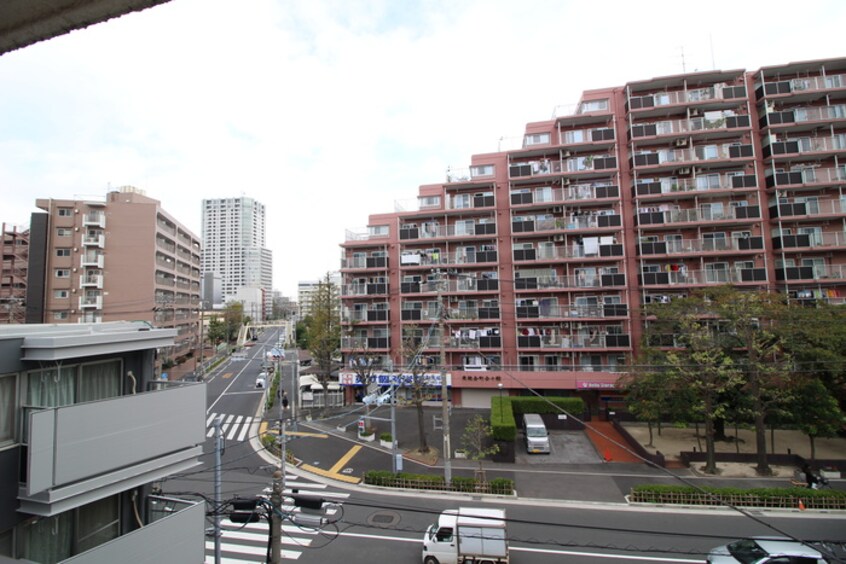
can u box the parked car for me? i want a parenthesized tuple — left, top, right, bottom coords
(255, 372, 268, 388)
(707, 537, 826, 563)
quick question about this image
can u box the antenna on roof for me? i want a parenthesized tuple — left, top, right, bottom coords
(680, 46, 686, 73)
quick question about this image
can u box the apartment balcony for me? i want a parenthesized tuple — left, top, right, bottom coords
(756, 73, 846, 100)
(635, 204, 760, 227)
(760, 104, 846, 130)
(398, 305, 500, 322)
(399, 220, 496, 241)
(628, 84, 748, 114)
(630, 114, 751, 141)
(341, 336, 390, 350)
(445, 191, 495, 210)
(511, 212, 622, 235)
(514, 272, 626, 290)
(19, 383, 205, 516)
(769, 198, 845, 219)
(772, 230, 846, 251)
(450, 332, 502, 349)
(559, 126, 616, 149)
(637, 236, 764, 256)
(508, 155, 618, 183)
(156, 237, 176, 254)
(510, 183, 619, 207)
(397, 249, 498, 268)
(82, 211, 106, 228)
(765, 166, 846, 189)
(78, 295, 103, 309)
(517, 332, 631, 349)
(156, 218, 177, 236)
(155, 275, 176, 287)
(512, 240, 623, 262)
(515, 302, 628, 320)
(341, 255, 389, 269)
(631, 143, 754, 173)
(762, 134, 846, 160)
(341, 282, 388, 297)
(634, 173, 758, 200)
(80, 253, 105, 268)
(81, 233, 105, 248)
(638, 267, 767, 287)
(343, 306, 390, 323)
(774, 264, 846, 282)
(398, 277, 499, 295)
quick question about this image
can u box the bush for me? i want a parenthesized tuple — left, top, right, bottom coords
(489, 478, 514, 495)
(380, 432, 393, 442)
(630, 484, 846, 509)
(490, 396, 585, 442)
(362, 470, 514, 495)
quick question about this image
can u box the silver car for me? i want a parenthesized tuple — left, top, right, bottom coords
(707, 537, 826, 563)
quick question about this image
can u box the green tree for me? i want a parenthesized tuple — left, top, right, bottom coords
(460, 415, 499, 484)
(790, 378, 845, 460)
(295, 317, 311, 350)
(401, 325, 436, 454)
(307, 273, 341, 394)
(619, 369, 668, 447)
(206, 318, 227, 347)
(346, 325, 383, 431)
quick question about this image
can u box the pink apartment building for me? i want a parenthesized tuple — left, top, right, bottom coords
(26, 187, 202, 374)
(339, 56, 846, 413)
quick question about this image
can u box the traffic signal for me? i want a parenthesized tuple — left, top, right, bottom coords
(229, 497, 261, 523)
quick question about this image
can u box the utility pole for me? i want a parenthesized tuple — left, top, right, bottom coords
(437, 270, 452, 485)
(213, 416, 222, 564)
(269, 424, 284, 564)
(390, 379, 399, 473)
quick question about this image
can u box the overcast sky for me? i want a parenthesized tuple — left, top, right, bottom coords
(1, 0, 844, 297)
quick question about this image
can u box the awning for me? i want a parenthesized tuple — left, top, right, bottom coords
(299, 375, 340, 391)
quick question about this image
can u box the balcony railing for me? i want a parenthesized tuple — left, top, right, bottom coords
(80, 274, 104, 288)
(341, 336, 391, 349)
(764, 134, 846, 159)
(769, 197, 846, 218)
(772, 230, 846, 250)
(514, 272, 626, 289)
(774, 263, 846, 282)
(396, 249, 498, 267)
(636, 204, 760, 226)
(80, 253, 105, 268)
(512, 212, 622, 234)
(82, 212, 106, 228)
(399, 221, 497, 240)
(634, 173, 757, 198)
(397, 277, 500, 294)
(511, 184, 619, 206)
(629, 84, 748, 110)
(638, 267, 767, 286)
(341, 255, 389, 269)
(515, 303, 628, 319)
(763, 104, 846, 128)
(638, 236, 764, 255)
(19, 383, 205, 516)
(632, 143, 754, 169)
(630, 114, 751, 139)
(765, 166, 846, 188)
(517, 332, 631, 349)
(78, 295, 103, 309)
(757, 74, 846, 98)
(82, 233, 105, 248)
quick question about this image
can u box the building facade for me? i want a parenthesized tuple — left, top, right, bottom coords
(339, 56, 846, 411)
(0, 224, 27, 325)
(26, 188, 202, 374)
(200, 197, 273, 319)
(0, 321, 205, 562)
(297, 272, 341, 320)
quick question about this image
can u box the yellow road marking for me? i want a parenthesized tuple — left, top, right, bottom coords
(259, 421, 327, 438)
(222, 372, 233, 379)
(329, 445, 362, 474)
(259, 421, 268, 435)
(300, 463, 361, 484)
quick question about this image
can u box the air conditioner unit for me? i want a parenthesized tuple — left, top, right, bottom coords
(554, 234, 565, 242)
(553, 206, 563, 214)
(675, 138, 688, 147)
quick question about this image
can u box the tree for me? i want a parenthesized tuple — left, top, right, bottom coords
(401, 325, 436, 454)
(790, 378, 845, 460)
(307, 273, 341, 395)
(346, 329, 382, 431)
(295, 316, 311, 350)
(619, 370, 668, 447)
(223, 301, 244, 344)
(460, 415, 499, 484)
(207, 318, 227, 347)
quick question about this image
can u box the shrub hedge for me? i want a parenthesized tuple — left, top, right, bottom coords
(364, 470, 514, 495)
(490, 396, 585, 441)
(630, 484, 846, 509)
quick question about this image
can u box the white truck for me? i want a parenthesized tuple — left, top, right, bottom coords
(421, 507, 508, 564)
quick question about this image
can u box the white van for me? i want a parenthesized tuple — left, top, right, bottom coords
(522, 413, 550, 454)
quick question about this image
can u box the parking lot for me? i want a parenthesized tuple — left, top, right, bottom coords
(513, 430, 603, 464)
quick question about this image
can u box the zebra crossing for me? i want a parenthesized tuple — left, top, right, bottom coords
(204, 479, 349, 562)
(206, 413, 254, 442)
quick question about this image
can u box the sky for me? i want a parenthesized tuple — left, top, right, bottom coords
(1, 0, 844, 297)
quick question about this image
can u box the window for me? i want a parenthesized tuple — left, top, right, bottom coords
(54, 290, 69, 299)
(58, 208, 73, 217)
(53, 311, 69, 320)
(55, 269, 71, 278)
(470, 164, 494, 177)
(579, 99, 609, 113)
(368, 225, 389, 237)
(0, 375, 15, 445)
(57, 228, 72, 237)
(56, 248, 71, 257)
(419, 196, 440, 209)
(524, 132, 551, 147)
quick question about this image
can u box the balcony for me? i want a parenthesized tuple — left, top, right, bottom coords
(80, 253, 104, 268)
(638, 267, 767, 286)
(343, 306, 390, 323)
(82, 233, 105, 248)
(342, 336, 390, 350)
(82, 212, 106, 228)
(512, 212, 622, 235)
(772, 231, 846, 250)
(510, 183, 619, 206)
(19, 383, 205, 516)
(78, 295, 102, 309)
(761, 104, 846, 130)
(769, 198, 845, 219)
(560, 126, 616, 148)
(630, 114, 751, 140)
(399, 221, 496, 241)
(763, 134, 846, 160)
(632, 143, 754, 172)
(636, 204, 760, 227)
(765, 166, 846, 189)
(756, 73, 846, 99)
(397, 249, 498, 268)
(397, 277, 499, 295)
(80, 273, 104, 288)
(342, 255, 389, 269)
(774, 264, 846, 282)
(513, 272, 626, 290)
(515, 302, 628, 319)
(628, 84, 748, 113)
(517, 332, 631, 349)
(634, 173, 757, 199)
(637, 236, 764, 256)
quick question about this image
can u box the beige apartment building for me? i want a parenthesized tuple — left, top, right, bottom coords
(26, 187, 202, 373)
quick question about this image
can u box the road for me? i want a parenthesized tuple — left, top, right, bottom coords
(161, 329, 846, 563)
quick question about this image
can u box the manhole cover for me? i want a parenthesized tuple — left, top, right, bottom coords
(367, 511, 400, 527)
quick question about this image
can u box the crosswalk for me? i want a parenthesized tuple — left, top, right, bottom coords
(206, 413, 254, 442)
(204, 479, 349, 562)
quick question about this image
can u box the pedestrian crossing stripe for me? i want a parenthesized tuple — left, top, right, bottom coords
(206, 413, 253, 441)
